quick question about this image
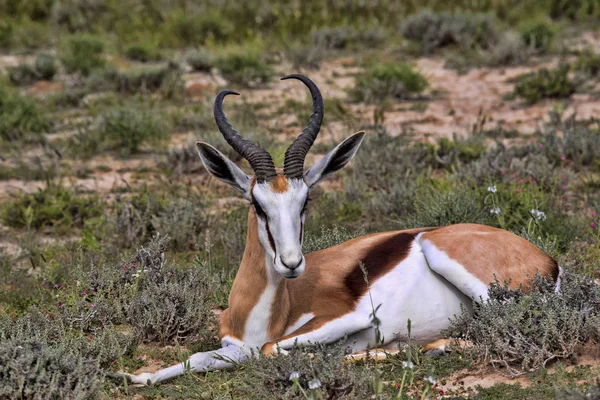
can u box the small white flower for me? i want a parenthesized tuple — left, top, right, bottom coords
(132, 273, 140, 278)
(426, 376, 436, 385)
(401, 361, 414, 369)
(143, 269, 148, 273)
(490, 207, 501, 215)
(289, 371, 300, 381)
(530, 209, 547, 221)
(136, 269, 142, 273)
(487, 185, 497, 193)
(308, 378, 322, 390)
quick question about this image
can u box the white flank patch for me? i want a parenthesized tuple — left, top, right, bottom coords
(419, 236, 489, 301)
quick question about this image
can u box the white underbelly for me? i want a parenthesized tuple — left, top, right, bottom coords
(348, 240, 472, 349)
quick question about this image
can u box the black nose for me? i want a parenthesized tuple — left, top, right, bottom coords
(281, 258, 302, 270)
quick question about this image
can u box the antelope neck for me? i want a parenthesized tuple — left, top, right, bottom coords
(226, 209, 290, 347)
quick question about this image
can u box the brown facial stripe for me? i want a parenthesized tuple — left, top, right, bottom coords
(265, 220, 276, 253)
(344, 229, 436, 302)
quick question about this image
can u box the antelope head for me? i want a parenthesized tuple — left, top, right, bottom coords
(196, 74, 365, 280)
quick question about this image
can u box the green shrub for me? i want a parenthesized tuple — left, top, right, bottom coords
(7, 63, 38, 86)
(61, 34, 105, 76)
(0, 85, 51, 142)
(437, 134, 487, 164)
(402, 10, 500, 53)
(124, 42, 162, 62)
(0, 309, 132, 400)
(239, 342, 375, 399)
(164, 9, 233, 47)
(574, 49, 600, 76)
(1, 184, 105, 232)
(216, 50, 273, 87)
(558, 380, 600, 400)
(186, 48, 214, 72)
(446, 271, 600, 376)
(126, 260, 217, 346)
(513, 65, 575, 104)
(311, 26, 385, 50)
(303, 225, 365, 253)
(538, 112, 600, 170)
(34, 53, 57, 80)
(74, 106, 168, 157)
(285, 41, 328, 70)
(112, 62, 182, 94)
(403, 184, 488, 228)
(349, 62, 428, 103)
(519, 17, 556, 52)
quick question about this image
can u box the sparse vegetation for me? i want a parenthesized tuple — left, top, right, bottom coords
(216, 50, 273, 87)
(446, 271, 600, 376)
(0, 84, 52, 142)
(349, 62, 428, 103)
(519, 17, 556, 53)
(513, 65, 575, 103)
(61, 34, 105, 76)
(186, 48, 214, 72)
(72, 106, 169, 157)
(401, 10, 501, 53)
(2, 1, 600, 399)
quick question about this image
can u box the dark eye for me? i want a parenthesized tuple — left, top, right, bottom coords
(253, 201, 267, 219)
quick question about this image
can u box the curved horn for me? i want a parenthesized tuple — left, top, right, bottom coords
(281, 74, 324, 180)
(214, 90, 276, 182)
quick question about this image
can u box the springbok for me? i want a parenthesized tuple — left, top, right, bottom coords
(119, 74, 560, 386)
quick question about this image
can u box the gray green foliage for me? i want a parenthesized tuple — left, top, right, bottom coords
(127, 261, 217, 345)
(0, 84, 52, 142)
(513, 65, 575, 103)
(519, 17, 556, 52)
(73, 106, 168, 157)
(216, 50, 274, 87)
(349, 62, 428, 103)
(240, 342, 375, 399)
(446, 271, 600, 376)
(186, 48, 214, 72)
(402, 10, 500, 53)
(61, 34, 105, 76)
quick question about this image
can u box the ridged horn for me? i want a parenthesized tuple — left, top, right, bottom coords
(281, 74, 324, 179)
(214, 90, 277, 182)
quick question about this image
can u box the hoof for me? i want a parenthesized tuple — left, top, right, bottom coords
(425, 348, 446, 357)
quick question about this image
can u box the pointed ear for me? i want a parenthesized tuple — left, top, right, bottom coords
(196, 142, 252, 201)
(304, 131, 365, 188)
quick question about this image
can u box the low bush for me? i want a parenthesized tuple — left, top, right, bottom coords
(0, 309, 132, 400)
(127, 260, 217, 345)
(186, 48, 214, 72)
(1, 184, 105, 233)
(311, 26, 385, 51)
(61, 34, 105, 76)
(0, 85, 52, 142)
(513, 65, 575, 104)
(349, 62, 428, 103)
(574, 49, 600, 77)
(519, 17, 556, 53)
(239, 341, 375, 399)
(124, 42, 162, 62)
(216, 50, 273, 87)
(304, 225, 365, 253)
(164, 9, 233, 47)
(8, 53, 58, 85)
(446, 271, 600, 376)
(34, 53, 58, 80)
(112, 62, 183, 95)
(402, 10, 500, 53)
(403, 184, 489, 228)
(73, 106, 168, 157)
